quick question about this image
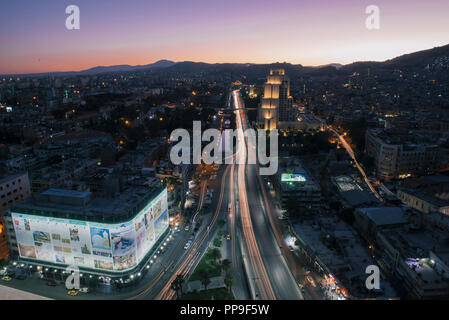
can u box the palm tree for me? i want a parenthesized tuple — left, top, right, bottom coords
(210, 248, 221, 265)
(170, 274, 185, 298)
(221, 259, 231, 274)
(198, 269, 211, 290)
(224, 273, 234, 293)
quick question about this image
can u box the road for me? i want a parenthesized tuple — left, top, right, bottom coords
(231, 90, 303, 300)
(149, 106, 234, 300)
(328, 126, 383, 201)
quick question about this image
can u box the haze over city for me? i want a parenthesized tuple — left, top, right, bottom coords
(2, 0, 449, 74)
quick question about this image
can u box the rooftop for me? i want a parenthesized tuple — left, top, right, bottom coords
(340, 190, 381, 207)
(356, 207, 408, 226)
(10, 181, 165, 224)
(399, 188, 449, 208)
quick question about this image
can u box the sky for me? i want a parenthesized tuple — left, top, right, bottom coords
(1, 0, 449, 74)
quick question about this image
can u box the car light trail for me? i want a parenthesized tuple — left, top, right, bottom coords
(233, 91, 276, 300)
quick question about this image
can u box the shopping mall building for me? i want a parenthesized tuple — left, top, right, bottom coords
(1, 183, 170, 287)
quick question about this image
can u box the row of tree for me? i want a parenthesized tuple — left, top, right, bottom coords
(170, 257, 234, 299)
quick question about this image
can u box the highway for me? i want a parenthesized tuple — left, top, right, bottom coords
(231, 90, 303, 300)
(126, 90, 303, 300)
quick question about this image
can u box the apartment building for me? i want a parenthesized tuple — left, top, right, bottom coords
(0, 173, 31, 261)
(365, 128, 448, 181)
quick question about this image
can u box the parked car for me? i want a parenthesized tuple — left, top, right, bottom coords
(184, 225, 190, 231)
(79, 287, 89, 293)
(6, 269, 16, 277)
(46, 280, 57, 287)
(15, 274, 27, 280)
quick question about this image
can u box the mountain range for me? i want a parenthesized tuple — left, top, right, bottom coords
(4, 44, 449, 77)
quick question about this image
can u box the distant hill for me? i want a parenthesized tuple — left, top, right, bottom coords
(78, 59, 176, 75)
(3, 43, 449, 77)
(4, 60, 176, 77)
(342, 44, 449, 72)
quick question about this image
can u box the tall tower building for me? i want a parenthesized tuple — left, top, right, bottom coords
(258, 69, 295, 130)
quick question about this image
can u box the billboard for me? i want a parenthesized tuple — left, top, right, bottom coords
(281, 173, 307, 182)
(11, 188, 169, 272)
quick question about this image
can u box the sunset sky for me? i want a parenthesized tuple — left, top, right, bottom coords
(1, 0, 449, 75)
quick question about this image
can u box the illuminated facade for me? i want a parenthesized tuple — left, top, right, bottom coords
(5, 186, 169, 277)
(258, 69, 295, 130)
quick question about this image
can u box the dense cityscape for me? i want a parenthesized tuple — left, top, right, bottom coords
(1, 1, 449, 311)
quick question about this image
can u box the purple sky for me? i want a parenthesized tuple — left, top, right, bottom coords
(1, 0, 449, 74)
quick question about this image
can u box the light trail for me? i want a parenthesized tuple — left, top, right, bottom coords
(233, 91, 276, 300)
(328, 127, 383, 201)
(155, 164, 232, 300)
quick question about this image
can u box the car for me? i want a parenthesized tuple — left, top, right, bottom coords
(1, 276, 12, 281)
(46, 280, 57, 287)
(288, 245, 294, 252)
(15, 274, 26, 280)
(184, 225, 190, 231)
(6, 270, 15, 277)
(0, 270, 7, 276)
(306, 275, 316, 287)
(304, 268, 311, 275)
(79, 287, 89, 293)
(67, 290, 79, 296)
(226, 234, 231, 241)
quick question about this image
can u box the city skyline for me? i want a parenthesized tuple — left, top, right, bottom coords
(2, 0, 449, 305)
(2, 0, 449, 74)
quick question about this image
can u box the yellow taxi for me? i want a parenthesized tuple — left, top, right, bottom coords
(1, 276, 12, 282)
(67, 290, 79, 296)
(226, 234, 231, 241)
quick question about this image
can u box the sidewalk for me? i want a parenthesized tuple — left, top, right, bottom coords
(0, 284, 52, 300)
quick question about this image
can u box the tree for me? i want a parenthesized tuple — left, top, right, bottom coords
(170, 274, 185, 298)
(210, 248, 222, 265)
(221, 259, 231, 274)
(224, 273, 234, 293)
(198, 269, 211, 290)
(217, 219, 226, 229)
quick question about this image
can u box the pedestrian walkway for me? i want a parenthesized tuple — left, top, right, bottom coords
(0, 284, 52, 300)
